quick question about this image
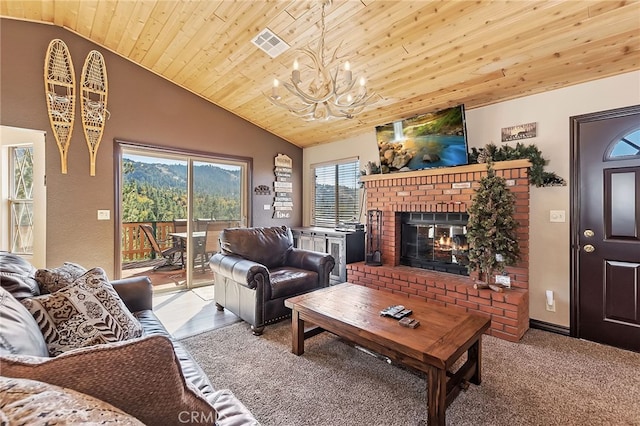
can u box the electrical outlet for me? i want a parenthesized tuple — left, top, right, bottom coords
(495, 275, 511, 287)
(545, 290, 556, 312)
(549, 210, 566, 223)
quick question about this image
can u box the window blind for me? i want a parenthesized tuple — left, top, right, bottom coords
(312, 160, 360, 227)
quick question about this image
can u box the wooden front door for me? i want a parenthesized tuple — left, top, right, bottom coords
(571, 105, 640, 352)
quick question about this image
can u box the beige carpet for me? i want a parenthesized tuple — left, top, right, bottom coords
(181, 321, 640, 426)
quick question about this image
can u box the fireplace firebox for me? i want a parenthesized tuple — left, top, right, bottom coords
(400, 212, 470, 275)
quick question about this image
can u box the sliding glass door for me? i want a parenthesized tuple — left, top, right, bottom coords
(118, 143, 248, 292)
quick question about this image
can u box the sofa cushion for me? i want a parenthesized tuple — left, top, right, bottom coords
(0, 287, 48, 357)
(220, 226, 293, 269)
(0, 376, 143, 425)
(269, 267, 319, 300)
(35, 261, 87, 293)
(21, 267, 143, 356)
(0, 335, 217, 425)
(0, 251, 40, 300)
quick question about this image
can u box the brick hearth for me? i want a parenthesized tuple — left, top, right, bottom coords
(347, 159, 531, 342)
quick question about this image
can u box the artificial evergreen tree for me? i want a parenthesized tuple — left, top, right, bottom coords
(466, 161, 520, 285)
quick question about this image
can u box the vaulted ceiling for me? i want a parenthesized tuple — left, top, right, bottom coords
(2, 1, 639, 148)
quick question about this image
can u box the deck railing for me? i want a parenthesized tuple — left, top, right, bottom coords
(122, 221, 174, 262)
(122, 219, 240, 263)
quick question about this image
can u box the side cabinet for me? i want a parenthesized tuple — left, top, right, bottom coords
(292, 227, 365, 284)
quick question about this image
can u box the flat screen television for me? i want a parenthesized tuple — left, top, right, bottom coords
(375, 104, 469, 173)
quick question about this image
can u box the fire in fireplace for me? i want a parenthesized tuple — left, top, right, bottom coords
(400, 212, 470, 275)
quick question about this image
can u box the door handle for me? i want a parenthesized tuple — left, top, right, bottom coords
(583, 244, 595, 253)
(583, 229, 594, 238)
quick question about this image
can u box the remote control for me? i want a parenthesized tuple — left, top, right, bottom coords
(399, 317, 420, 328)
(393, 309, 413, 319)
(380, 305, 405, 317)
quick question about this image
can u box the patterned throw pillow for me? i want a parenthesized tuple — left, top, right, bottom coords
(35, 262, 87, 293)
(0, 376, 143, 425)
(0, 287, 49, 357)
(0, 251, 40, 300)
(21, 267, 143, 356)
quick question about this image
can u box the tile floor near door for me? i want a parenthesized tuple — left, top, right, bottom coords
(152, 285, 240, 340)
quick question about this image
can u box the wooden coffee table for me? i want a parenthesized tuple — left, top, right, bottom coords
(284, 283, 491, 426)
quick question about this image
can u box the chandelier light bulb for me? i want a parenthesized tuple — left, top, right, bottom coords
(272, 78, 280, 99)
(344, 61, 352, 84)
(292, 59, 301, 84)
(359, 76, 366, 87)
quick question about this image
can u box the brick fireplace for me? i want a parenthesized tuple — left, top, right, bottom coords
(347, 159, 531, 342)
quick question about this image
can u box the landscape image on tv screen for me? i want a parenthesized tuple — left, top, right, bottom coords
(375, 105, 469, 173)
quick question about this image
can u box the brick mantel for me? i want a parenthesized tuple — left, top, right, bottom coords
(347, 159, 531, 342)
(359, 159, 531, 183)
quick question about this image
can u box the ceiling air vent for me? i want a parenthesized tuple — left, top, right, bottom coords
(251, 28, 290, 58)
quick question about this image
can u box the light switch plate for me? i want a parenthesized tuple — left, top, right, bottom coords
(549, 210, 565, 223)
(97, 210, 110, 220)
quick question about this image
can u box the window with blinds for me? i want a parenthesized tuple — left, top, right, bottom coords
(312, 159, 360, 228)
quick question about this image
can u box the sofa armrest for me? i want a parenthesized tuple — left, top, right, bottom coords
(0, 335, 217, 426)
(286, 248, 335, 287)
(209, 253, 269, 291)
(111, 276, 153, 313)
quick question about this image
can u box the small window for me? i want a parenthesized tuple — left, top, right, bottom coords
(312, 159, 360, 228)
(10, 146, 34, 254)
(607, 129, 640, 159)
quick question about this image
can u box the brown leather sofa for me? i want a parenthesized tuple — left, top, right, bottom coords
(0, 252, 258, 425)
(209, 226, 335, 335)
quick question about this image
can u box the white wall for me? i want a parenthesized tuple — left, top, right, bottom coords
(303, 71, 640, 328)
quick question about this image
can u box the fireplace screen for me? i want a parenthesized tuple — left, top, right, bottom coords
(400, 212, 470, 275)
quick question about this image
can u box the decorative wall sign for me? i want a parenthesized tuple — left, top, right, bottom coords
(80, 50, 109, 176)
(273, 154, 293, 219)
(44, 39, 76, 174)
(273, 211, 291, 219)
(501, 122, 537, 142)
(254, 184, 271, 195)
(275, 154, 292, 168)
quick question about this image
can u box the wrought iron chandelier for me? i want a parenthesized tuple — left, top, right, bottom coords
(267, 0, 378, 120)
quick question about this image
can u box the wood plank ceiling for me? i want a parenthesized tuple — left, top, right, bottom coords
(2, 1, 639, 148)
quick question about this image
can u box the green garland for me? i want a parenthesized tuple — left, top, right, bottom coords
(468, 142, 566, 187)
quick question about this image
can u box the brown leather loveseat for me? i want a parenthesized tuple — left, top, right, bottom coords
(209, 226, 335, 335)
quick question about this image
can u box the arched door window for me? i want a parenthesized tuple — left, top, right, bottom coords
(606, 128, 640, 160)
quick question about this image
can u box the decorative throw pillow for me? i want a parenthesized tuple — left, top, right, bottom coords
(35, 261, 87, 293)
(21, 267, 143, 356)
(0, 251, 40, 300)
(0, 376, 143, 425)
(0, 287, 48, 357)
(0, 335, 217, 425)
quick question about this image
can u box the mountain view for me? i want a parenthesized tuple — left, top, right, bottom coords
(122, 159, 242, 223)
